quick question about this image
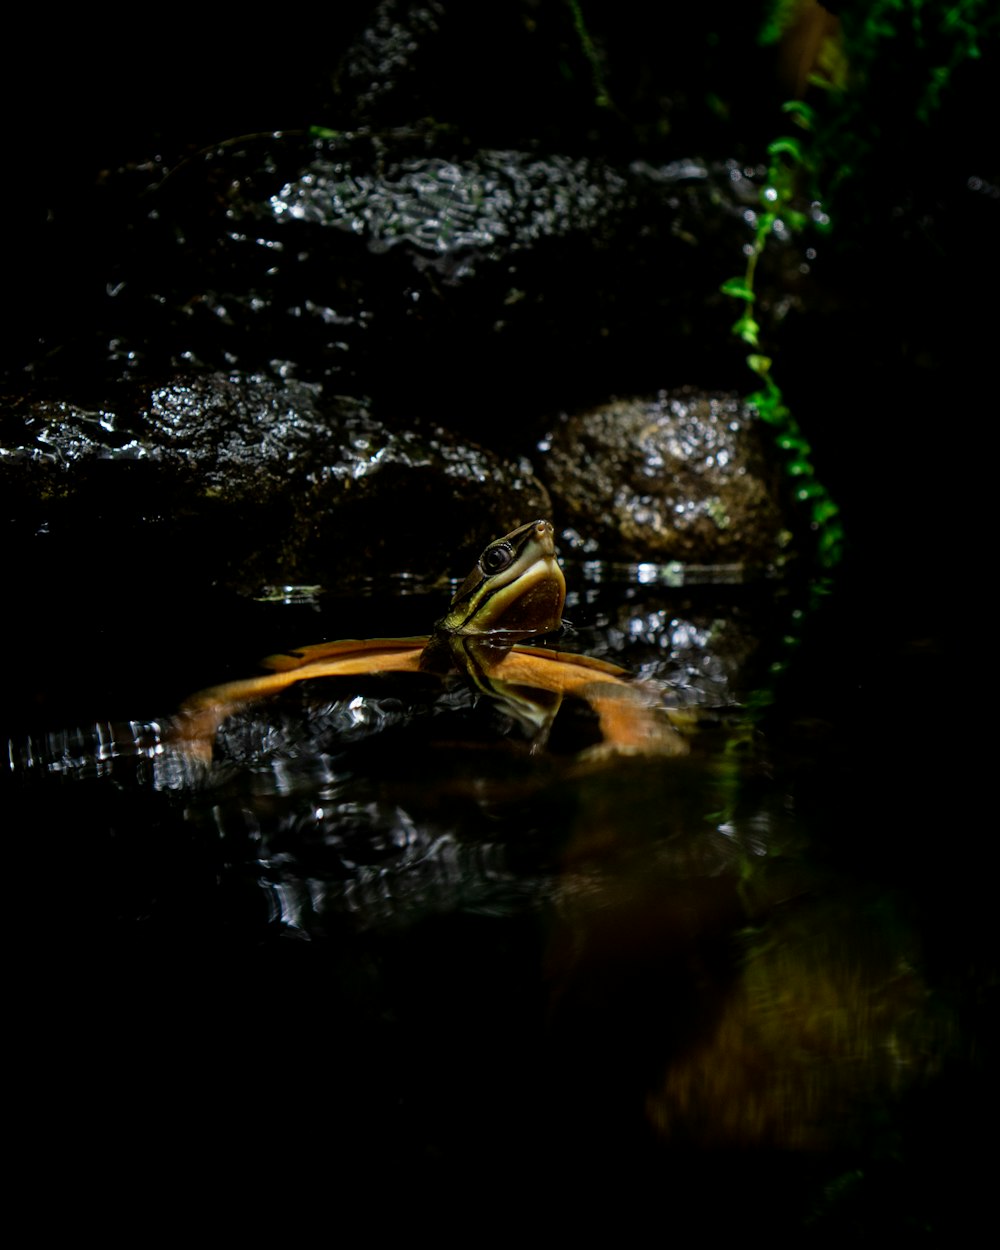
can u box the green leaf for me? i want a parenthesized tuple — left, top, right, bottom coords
(746, 353, 772, 377)
(732, 315, 760, 346)
(720, 278, 755, 301)
(767, 136, 804, 163)
(812, 498, 840, 524)
(818, 525, 845, 555)
(776, 433, 811, 453)
(784, 209, 808, 232)
(805, 71, 837, 93)
(820, 523, 844, 545)
(786, 459, 815, 476)
(780, 99, 816, 129)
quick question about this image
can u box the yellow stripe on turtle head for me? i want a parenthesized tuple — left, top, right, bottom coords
(438, 519, 566, 636)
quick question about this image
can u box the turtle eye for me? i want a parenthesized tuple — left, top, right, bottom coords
(480, 543, 513, 575)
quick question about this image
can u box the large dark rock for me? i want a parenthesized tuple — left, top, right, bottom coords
(2, 373, 551, 592)
(540, 389, 794, 567)
(7, 137, 770, 419)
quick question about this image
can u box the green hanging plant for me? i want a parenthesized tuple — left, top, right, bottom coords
(565, 0, 616, 111)
(728, 0, 995, 571)
(720, 100, 843, 569)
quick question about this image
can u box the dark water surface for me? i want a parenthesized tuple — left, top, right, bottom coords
(7, 559, 989, 1232)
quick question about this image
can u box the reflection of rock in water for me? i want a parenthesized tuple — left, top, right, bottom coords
(160, 682, 575, 933)
(545, 773, 951, 1155)
(644, 895, 951, 1151)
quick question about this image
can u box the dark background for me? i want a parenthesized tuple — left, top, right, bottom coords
(5, 2, 996, 1233)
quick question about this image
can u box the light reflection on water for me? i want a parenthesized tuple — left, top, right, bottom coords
(4, 564, 962, 1219)
(9, 719, 167, 778)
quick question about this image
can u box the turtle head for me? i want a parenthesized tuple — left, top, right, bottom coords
(437, 519, 566, 637)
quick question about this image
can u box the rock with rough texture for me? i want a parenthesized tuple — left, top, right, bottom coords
(540, 389, 793, 567)
(5, 135, 770, 423)
(2, 373, 551, 592)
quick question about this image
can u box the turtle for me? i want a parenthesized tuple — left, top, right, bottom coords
(177, 520, 685, 758)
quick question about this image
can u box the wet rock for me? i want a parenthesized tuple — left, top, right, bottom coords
(540, 388, 794, 567)
(1, 373, 550, 592)
(8, 135, 770, 424)
(334, 0, 449, 124)
(267, 145, 633, 274)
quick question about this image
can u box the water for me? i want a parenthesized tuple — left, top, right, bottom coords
(5, 563, 989, 1231)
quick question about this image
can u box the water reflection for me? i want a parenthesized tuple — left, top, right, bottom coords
(3, 563, 960, 1213)
(643, 894, 948, 1151)
(549, 775, 949, 1154)
(10, 719, 167, 779)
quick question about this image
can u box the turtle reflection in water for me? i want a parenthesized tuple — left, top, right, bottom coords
(178, 519, 685, 758)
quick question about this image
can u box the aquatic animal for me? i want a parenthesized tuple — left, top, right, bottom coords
(178, 520, 684, 757)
